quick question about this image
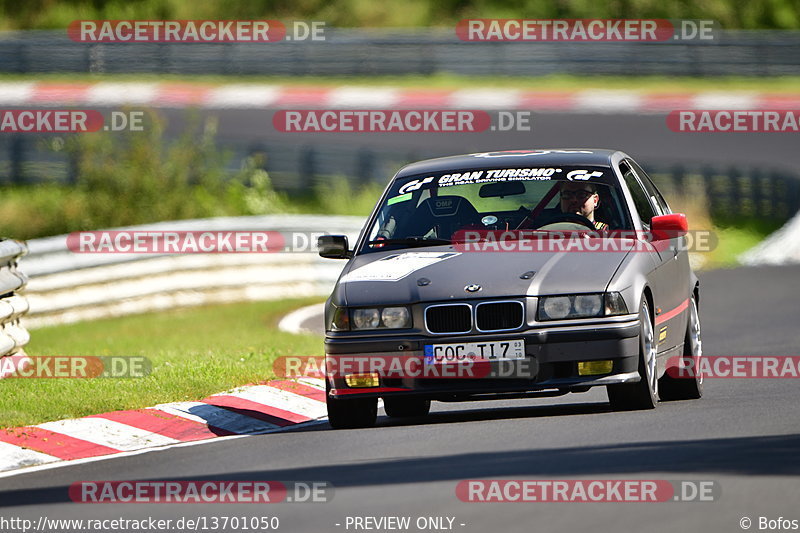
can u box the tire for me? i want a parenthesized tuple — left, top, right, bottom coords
(607, 298, 659, 411)
(659, 294, 704, 401)
(326, 381, 378, 429)
(383, 397, 431, 418)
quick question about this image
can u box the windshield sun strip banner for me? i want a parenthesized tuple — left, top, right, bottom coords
(396, 167, 610, 194)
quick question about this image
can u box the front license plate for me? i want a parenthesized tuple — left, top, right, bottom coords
(424, 339, 525, 365)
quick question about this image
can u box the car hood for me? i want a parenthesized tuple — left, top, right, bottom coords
(336, 244, 633, 305)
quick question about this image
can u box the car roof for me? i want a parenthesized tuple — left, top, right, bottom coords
(395, 149, 624, 179)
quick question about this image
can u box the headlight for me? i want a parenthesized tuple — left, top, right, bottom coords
(352, 308, 380, 329)
(381, 307, 410, 329)
(541, 296, 572, 320)
(539, 293, 627, 320)
(349, 306, 412, 330)
(574, 294, 603, 316)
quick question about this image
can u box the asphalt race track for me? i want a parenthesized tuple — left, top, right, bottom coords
(1, 263, 799, 533)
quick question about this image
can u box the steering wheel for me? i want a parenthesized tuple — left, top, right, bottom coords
(527, 213, 597, 231)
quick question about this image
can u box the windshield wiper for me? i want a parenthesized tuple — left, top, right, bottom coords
(367, 237, 452, 248)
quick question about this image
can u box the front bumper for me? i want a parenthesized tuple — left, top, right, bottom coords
(325, 316, 641, 400)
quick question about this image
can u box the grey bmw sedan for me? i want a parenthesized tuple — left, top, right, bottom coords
(319, 149, 703, 428)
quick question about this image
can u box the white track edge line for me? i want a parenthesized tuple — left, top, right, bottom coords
(278, 303, 325, 335)
(0, 417, 328, 480)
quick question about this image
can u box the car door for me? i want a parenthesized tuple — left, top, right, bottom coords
(628, 159, 691, 351)
(619, 160, 677, 356)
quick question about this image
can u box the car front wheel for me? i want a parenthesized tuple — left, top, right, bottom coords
(326, 382, 378, 429)
(659, 294, 703, 401)
(607, 298, 658, 410)
(383, 397, 431, 418)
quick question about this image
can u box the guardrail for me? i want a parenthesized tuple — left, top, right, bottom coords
(11, 208, 800, 336)
(20, 215, 364, 328)
(648, 165, 800, 222)
(0, 239, 31, 378)
(1, 29, 800, 76)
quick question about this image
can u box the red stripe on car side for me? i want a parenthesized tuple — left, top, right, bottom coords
(655, 298, 689, 325)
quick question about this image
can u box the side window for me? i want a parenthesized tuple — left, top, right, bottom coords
(620, 162, 657, 228)
(629, 160, 670, 216)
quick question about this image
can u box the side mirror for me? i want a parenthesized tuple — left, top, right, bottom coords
(650, 213, 688, 241)
(318, 235, 351, 259)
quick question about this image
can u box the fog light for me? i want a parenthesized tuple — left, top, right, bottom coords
(344, 373, 380, 388)
(578, 360, 613, 376)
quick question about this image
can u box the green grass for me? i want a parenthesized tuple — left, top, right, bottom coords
(699, 217, 784, 268)
(703, 227, 769, 267)
(1, 298, 325, 429)
(0, 178, 380, 241)
(4, 72, 800, 92)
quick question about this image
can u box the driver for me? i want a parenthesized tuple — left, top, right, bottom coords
(559, 181, 609, 230)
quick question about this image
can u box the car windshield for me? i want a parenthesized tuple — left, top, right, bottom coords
(361, 165, 632, 253)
